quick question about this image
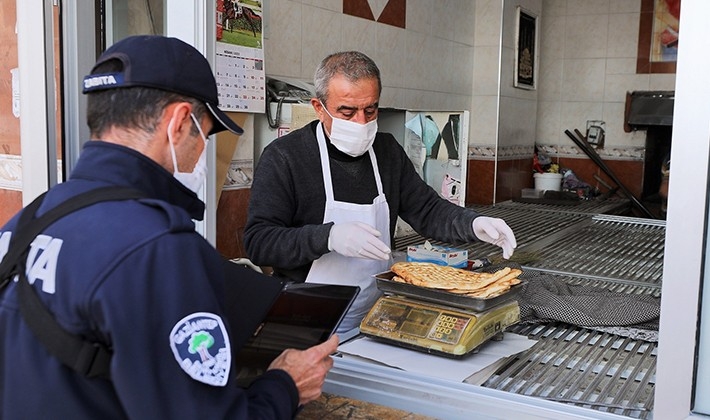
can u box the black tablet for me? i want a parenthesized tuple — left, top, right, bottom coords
(233, 282, 359, 386)
(222, 259, 285, 352)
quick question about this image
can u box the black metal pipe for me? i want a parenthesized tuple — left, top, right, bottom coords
(564, 129, 655, 219)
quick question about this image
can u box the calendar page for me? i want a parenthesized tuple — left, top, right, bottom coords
(215, 1, 266, 113)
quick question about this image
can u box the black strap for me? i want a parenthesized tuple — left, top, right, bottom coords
(1, 186, 147, 379)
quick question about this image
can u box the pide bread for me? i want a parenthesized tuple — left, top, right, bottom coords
(390, 262, 521, 298)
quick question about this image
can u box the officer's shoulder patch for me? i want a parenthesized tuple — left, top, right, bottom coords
(169, 312, 231, 386)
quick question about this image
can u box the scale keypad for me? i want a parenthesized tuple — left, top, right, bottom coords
(427, 313, 471, 344)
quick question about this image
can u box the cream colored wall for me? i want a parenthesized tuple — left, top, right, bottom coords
(469, 0, 503, 158)
(536, 0, 676, 159)
(496, 0, 542, 161)
(264, 0, 476, 113)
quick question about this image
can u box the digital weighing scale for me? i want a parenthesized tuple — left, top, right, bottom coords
(359, 271, 522, 358)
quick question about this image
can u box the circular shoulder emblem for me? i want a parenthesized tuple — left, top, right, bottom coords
(169, 312, 231, 386)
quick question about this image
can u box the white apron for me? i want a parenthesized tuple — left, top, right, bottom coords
(306, 123, 391, 334)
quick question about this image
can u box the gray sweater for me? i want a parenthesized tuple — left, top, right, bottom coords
(244, 120, 480, 281)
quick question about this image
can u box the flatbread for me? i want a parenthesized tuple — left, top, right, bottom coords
(390, 262, 522, 298)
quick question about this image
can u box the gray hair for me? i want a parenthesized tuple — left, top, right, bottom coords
(314, 51, 381, 104)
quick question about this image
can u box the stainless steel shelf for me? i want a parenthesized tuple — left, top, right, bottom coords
(520, 215, 665, 287)
(348, 203, 664, 419)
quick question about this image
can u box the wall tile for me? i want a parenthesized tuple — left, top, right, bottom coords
(469, 95, 499, 144)
(379, 86, 405, 109)
(561, 58, 606, 102)
(498, 46, 517, 98)
(496, 158, 533, 201)
(300, 6, 342, 79)
(609, 0, 641, 14)
(301, 0, 340, 12)
(566, 0, 610, 16)
(607, 13, 640, 58)
(540, 15, 565, 60)
(606, 58, 638, 74)
(264, 1, 302, 78)
(556, 156, 643, 200)
(452, 1, 476, 46)
(602, 102, 643, 147)
(474, 0, 503, 47)
(648, 73, 677, 91)
(564, 14, 609, 59)
(536, 100, 563, 144)
(543, 0, 567, 17)
(376, 24, 407, 89)
(604, 73, 651, 103)
(559, 101, 603, 138)
(537, 58, 563, 102)
(451, 43, 475, 94)
(430, 0, 456, 42)
(466, 159, 495, 205)
(406, 0, 431, 35)
(473, 45, 501, 96)
(404, 30, 429, 91)
(498, 96, 537, 148)
(536, 0, 676, 152)
(341, 14, 378, 60)
(430, 36, 454, 92)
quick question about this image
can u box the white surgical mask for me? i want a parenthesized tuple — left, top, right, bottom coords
(321, 101, 377, 157)
(168, 113, 208, 194)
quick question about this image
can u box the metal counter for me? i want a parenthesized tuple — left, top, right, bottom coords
(327, 200, 661, 419)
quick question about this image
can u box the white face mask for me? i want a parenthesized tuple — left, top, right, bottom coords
(168, 113, 208, 194)
(321, 101, 377, 157)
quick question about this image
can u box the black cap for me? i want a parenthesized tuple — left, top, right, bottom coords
(82, 35, 243, 136)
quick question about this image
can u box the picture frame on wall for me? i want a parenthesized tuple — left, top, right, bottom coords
(636, 0, 679, 74)
(514, 6, 538, 90)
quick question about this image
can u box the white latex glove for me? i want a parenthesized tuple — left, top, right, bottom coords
(328, 222, 391, 260)
(472, 216, 517, 259)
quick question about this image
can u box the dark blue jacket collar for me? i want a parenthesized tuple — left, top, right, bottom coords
(70, 141, 206, 220)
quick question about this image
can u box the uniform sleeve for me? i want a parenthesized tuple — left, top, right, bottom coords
(93, 232, 299, 419)
(244, 141, 332, 272)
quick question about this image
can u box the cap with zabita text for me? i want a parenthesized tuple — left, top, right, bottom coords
(82, 35, 242, 136)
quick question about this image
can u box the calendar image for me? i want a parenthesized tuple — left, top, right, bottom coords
(215, 1, 266, 113)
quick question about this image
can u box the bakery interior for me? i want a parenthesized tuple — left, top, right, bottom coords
(4, 0, 710, 419)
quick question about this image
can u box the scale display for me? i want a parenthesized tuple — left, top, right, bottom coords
(360, 296, 519, 358)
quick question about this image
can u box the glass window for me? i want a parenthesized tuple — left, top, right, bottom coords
(108, 0, 164, 42)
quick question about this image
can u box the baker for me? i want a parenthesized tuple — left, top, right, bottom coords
(244, 51, 517, 338)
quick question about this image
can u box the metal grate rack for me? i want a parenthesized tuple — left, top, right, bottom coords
(490, 198, 631, 215)
(392, 202, 664, 418)
(520, 215, 666, 287)
(484, 322, 657, 419)
(394, 205, 592, 258)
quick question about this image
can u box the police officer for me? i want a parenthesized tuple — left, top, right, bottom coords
(0, 35, 336, 419)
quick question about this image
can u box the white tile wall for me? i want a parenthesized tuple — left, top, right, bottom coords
(300, 0, 341, 12)
(263, 0, 301, 78)
(262, 0, 674, 156)
(300, 6, 342, 79)
(536, 0, 675, 155)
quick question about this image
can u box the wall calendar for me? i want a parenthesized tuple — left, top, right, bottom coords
(215, 1, 265, 113)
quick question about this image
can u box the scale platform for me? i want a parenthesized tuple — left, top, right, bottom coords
(360, 295, 520, 358)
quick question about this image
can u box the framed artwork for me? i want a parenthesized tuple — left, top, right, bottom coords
(514, 6, 538, 90)
(637, 0, 680, 74)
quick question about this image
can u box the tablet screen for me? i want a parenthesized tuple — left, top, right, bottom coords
(243, 283, 359, 353)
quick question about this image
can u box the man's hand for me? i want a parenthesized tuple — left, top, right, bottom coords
(267, 334, 339, 406)
(328, 222, 391, 260)
(472, 217, 517, 259)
